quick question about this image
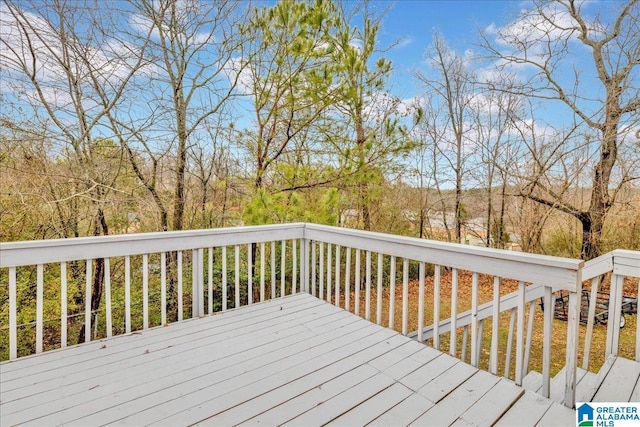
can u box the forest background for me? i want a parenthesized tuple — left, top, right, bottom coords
(1, 0, 639, 259)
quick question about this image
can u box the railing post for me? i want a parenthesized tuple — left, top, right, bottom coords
(9, 266, 17, 360)
(470, 272, 479, 367)
(302, 237, 310, 293)
(143, 254, 149, 328)
(542, 286, 553, 398)
(564, 275, 582, 408)
(583, 276, 601, 370)
(247, 244, 253, 304)
(606, 273, 624, 357)
(192, 248, 204, 318)
(83, 261, 90, 344)
(515, 281, 525, 385)
(198, 248, 205, 316)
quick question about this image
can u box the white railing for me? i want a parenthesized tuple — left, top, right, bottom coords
(1, 223, 306, 361)
(303, 224, 583, 408)
(581, 250, 640, 370)
(6, 223, 628, 408)
(409, 283, 547, 374)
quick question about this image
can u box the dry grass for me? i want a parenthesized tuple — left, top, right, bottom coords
(326, 271, 637, 378)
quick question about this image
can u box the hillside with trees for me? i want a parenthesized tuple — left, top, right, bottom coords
(2, 0, 639, 259)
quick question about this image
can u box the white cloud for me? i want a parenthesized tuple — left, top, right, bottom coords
(1, 3, 62, 83)
(222, 57, 255, 96)
(349, 38, 364, 53)
(486, 1, 607, 54)
(1, 3, 150, 109)
(495, 2, 577, 44)
(129, 13, 161, 41)
(129, 10, 212, 46)
(395, 36, 414, 49)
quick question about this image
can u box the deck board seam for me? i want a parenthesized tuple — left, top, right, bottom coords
(0, 313, 364, 413)
(17, 307, 383, 425)
(0, 293, 314, 373)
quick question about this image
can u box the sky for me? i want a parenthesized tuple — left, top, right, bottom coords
(2, 0, 636, 144)
(371, 0, 637, 139)
(373, 1, 518, 99)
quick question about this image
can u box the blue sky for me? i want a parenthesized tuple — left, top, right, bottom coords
(378, 1, 518, 98)
(372, 0, 637, 138)
(2, 0, 634, 144)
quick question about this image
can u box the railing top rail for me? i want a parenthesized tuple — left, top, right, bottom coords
(0, 223, 306, 268)
(582, 249, 640, 280)
(305, 224, 583, 291)
(612, 249, 640, 278)
(7, 222, 626, 291)
(582, 252, 614, 280)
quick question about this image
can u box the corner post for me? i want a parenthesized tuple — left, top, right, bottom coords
(564, 268, 582, 408)
(606, 272, 624, 357)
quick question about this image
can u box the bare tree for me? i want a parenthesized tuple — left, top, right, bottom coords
(411, 96, 454, 241)
(188, 116, 238, 229)
(471, 76, 523, 248)
(415, 33, 478, 243)
(123, 0, 245, 231)
(1, 0, 151, 342)
(481, 0, 640, 259)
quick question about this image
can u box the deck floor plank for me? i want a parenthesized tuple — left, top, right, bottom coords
(452, 378, 524, 427)
(112, 327, 399, 425)
(592, 356, 640, 402)
(365, 340, 427, 373)
(6, 311, 360, 424)
(494, 390, 553, 427)
(281, 374, 396, 426)
(397, 353, 456, 391)
(366, 393, 435, 426)
(536, 401, 576, 426)
(2, 306, 352, 410)
(1, 294, 322, 390)
(379, 346, 441, 380)
(68, 316, 386, 426)
(149, 330, 406, 426)
(409, 370, 501, 426)
(202, 334, 411, 426)
(324, 382, 414, 426)
(631, 374, 640, 402)
(16, 306, 373, 426)
(0, 293, 316, 379)
(0, 293, 587, 427)
(217, 364, 381, 427)
(415, 360, 479, 404)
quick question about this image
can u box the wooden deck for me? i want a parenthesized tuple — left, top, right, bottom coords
(1, 293, 574, 426)
(523, 354, 640, 404)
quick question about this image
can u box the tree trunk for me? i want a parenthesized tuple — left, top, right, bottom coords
(582, 104, 618, 259)
(356, 112, 371, 231)
(455, 133, 463, 243)
(77, 205, 108, 343)
(497, 179, 507, 249)
(486, 182, 493, 247)
(173, 133, 187, 231)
